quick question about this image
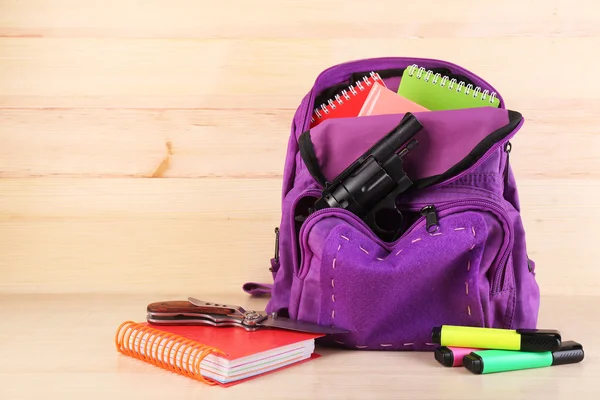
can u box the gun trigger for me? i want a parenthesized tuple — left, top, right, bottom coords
(367, 193, 404, 242)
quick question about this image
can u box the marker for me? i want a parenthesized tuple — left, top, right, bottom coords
(463, 341, 584, 374)
(431, 325, 561, 352)
(434, 346, 481, 367)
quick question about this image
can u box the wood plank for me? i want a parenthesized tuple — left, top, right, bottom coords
(0, 178, 598, 295)
(0, 0, 597, 39)
(0, 109, 292, 178)
(0, 178, 281, 295)
(0, 37, 333, 109)
(1, 107, 598, 179)
(1, 37, 599, 108)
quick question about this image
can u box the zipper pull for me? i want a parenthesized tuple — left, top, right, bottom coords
(271, 227, 280, 269)
(420, 205, 439, 233)
(269, 227, 279, 272)
(504, 141, 512, 184)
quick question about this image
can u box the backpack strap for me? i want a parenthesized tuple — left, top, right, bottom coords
(298, 129, 329, 187)
(242, 282, 272, 297)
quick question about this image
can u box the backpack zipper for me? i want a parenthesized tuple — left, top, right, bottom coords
(504, 141, 512, 184)
(273, 227, 280, 266)
(420, 205, 439, 233)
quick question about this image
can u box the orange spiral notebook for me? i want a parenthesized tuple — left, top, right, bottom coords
(115, 321, 323, 387)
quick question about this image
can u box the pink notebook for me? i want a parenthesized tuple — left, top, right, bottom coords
(358, 81, 429, 116)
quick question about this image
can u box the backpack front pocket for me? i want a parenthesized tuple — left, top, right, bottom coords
(288, 197, 515, 351)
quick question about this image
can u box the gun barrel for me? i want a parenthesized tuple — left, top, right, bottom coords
(371, 113, 423, 161)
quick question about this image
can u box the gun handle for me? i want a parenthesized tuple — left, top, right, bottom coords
(365, 209, 403, 242)
(365, 170, 414, 241)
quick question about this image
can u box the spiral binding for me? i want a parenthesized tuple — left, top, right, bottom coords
(406, 64, 497, 104)
(310, 71, 383, 124)
(115, 321, 226, 385)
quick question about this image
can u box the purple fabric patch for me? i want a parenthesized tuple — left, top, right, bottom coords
(320, 212, 489, 350)
(310, 107, 510, 183)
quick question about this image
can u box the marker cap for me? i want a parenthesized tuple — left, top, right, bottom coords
(463, 353, 484, 374)
(434, 347, 454, 367)
(434, 346, 480, 367)
(517, 329, 561, 352)
(431, 327, 441, 344)
(552, 341, 584, 365)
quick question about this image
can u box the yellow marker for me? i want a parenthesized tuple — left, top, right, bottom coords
(431, 325, 561, 352)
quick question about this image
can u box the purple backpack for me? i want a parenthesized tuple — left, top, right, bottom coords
(243, 57, 541, 351)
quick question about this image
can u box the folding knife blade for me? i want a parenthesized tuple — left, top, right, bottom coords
(258, 314, 349, 335)
(146, 313, 260, 330)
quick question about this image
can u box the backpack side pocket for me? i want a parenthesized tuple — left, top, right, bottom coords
(288, 194, 514, 350)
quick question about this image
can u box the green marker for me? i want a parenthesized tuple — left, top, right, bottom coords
(463, 341, 584, 374)
(431, 325, 561, 352)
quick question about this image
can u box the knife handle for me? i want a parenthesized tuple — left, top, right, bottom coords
(147, 301, 236, 315)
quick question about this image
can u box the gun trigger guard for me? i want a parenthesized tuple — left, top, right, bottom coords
(365, 195, 403, 241)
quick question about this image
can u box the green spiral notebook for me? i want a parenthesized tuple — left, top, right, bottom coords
(397, 65, 501, 110)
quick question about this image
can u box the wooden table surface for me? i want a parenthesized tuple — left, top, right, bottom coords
(1, 0, 599, 399)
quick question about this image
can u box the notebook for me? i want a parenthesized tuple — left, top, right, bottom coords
(115, 321, 323, 387)
(309, 72, 385, 128)
(397, 64, 501, 110)
(358, 81, 429, 116)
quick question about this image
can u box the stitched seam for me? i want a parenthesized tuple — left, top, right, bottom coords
(330, 234, 345, 329)
(466, 226, 475, 317)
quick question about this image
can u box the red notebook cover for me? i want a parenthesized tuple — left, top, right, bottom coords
(115, 321, 323, 387)
(309, 72, 385, 128)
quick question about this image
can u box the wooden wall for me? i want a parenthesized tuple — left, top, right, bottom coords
(1, 0, 598, 297)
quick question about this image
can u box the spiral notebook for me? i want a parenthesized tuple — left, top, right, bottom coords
(397, 64, 501, 110)
(309, 72, 385, 128)
(115, 321, 323, 387)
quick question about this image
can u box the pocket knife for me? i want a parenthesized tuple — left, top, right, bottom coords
(146, 297, 349, 335)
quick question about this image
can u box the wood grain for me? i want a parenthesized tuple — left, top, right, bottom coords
(1, 107, 599, 179)
(0, 293, 596, 399)
(0, 108, 292, 178)
(1, 37, 599, 109)
(0, 178, 280, 295)
(0, 0, 597, 39)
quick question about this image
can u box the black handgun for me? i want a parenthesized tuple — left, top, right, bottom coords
(312, 112, 423, 242)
